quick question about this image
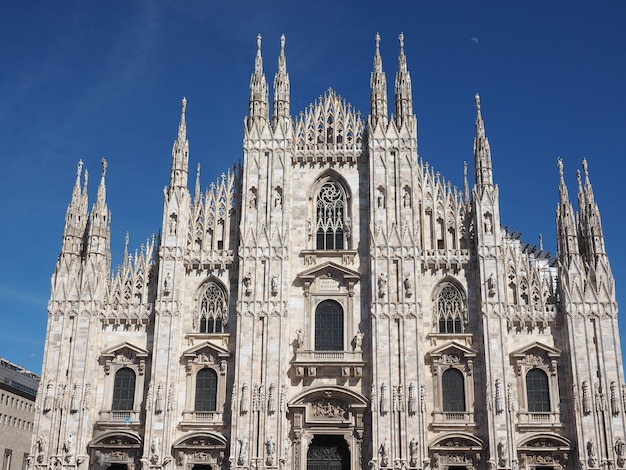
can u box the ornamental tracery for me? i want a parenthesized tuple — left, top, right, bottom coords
(434, 281, 467, 333)
(314, 178, 349, 251)
(196, 282, 228, 333)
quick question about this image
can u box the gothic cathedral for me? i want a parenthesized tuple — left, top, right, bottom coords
(32, 34, 626, 470)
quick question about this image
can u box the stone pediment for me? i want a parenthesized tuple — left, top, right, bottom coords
(297, 261, 361, 297)
(100, 342, 149, 363)
(298, 261, 360, 282)
(510, 341, 561, 360)
(428, 341, 477, 360)
(182, 341, 230, 362)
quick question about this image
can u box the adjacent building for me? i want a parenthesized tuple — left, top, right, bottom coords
(31, 34, 626, 470)
(1, 358, 39, 470)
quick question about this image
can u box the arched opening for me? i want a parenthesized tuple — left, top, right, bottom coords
(314, 300, 343, 351)
(307, 435, 349, 470)
(112, 368, 135, 411)
(442, 368, 466, 412)
(195, 368, 218, 412)
(526, 368, 550, 412)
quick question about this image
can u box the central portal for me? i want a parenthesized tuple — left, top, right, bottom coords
(307, 435, 349, 470)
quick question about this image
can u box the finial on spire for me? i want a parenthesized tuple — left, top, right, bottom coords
(257, 33, 262, 52)
(399, 32, 404, 50)
(182, 97, 187, 114)
(557, 157, 564, 179)
(582, 158, 589, 182)
(280, 34, 285, 52)
(375, 32, 381, 52)
(101, 158, 108, 178)
(539, 233, 544, 251)
(475, 93, 481, 110)
(77, 160, 83, 178)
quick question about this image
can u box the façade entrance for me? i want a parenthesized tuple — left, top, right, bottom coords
(307, 435, 349, 470)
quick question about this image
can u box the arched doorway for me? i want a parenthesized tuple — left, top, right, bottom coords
(306, 435, 349, 470)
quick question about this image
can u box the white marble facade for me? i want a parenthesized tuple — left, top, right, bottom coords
(32, 34, 626, 470)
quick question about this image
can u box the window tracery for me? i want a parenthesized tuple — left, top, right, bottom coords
(434, 281, 466, 334)
(314, 180, 348, 250)
(198, 282, 227, 333)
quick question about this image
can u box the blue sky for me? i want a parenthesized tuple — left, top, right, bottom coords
(1, 1, 625, 374)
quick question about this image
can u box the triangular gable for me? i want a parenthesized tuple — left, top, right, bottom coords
(428, 341, 477, 359)
(297, 261, 360, 282)
(182, 340, 230, 360)
(100, 342, 149, 361)
(510, 341, 561, 360)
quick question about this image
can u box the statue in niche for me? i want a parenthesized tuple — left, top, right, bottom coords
(169, 214, 177, 235)
(588, 440, 597, 467)
(271, 275, 279, 296)
(403, 188, 411, 208)
(409, 438, 418, 466)
(243, 273, 252, 296)
(378, 273, 388, 298)
(484, 212, 493, 234)
(295, 329, 304, 350)
(237, 438, 248, 465)
(377, 188, 385, 209)
(163, 272, 171, 295)
(616, 438, 625, 466)
(266, 437, 276, 465)
(404, 274, 413, 297)
(63, 434, 74, 462)
(380, 439, 390, 467)
(249, 188, 257, 209)
(353, 330, 363, 351)
(274, 187, 282, 209)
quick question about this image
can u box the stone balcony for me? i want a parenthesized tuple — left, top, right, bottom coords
(292, 350, 365, 378)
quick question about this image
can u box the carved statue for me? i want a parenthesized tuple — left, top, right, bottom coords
(243, 273, 252, 296)
(237, 437, 248, 465)
(353, 330, 363, 351)
(404, 274, 413, 297)
(378, 273, 388, 298)
(409, 438, 418, 466)
(380, 439, 390, 467)
(296, 329, 304, 350)
(271, 275, 279, 295)
(63, 434, 74, 462)
(616, 438, 625, 466)
(266, 436, 276, 465)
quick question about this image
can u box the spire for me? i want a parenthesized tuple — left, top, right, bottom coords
(556, 158, 580, 261)
(247, 34, 269, 128)
(369, 33, 388, 129)
(393, 32, 413, 128)
(60, 160, 89, 257)
(579, 159, 607, 258)
(473, 94, 493, 189)
(96, 158, 107, 207)
(170, 97, 190, 189)
(85, 158, 111, 272)
(272, 34, 290, 127)
(463, 161, 470, 201)
(194, 162, 201, 204)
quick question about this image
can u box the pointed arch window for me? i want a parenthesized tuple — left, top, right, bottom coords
(315, 180, 348, 250)
(112, 368, 136, 411)
(526, 368, 550, 413)
(195, 368, 218, 412)
(435, 282, 465, 333)
(199, 282, 227, 333)
(315, 300, 343, 351)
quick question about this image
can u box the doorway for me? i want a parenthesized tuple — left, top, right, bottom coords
(307, 435, 349, 470)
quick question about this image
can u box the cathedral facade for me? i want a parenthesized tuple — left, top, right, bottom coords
(32, 34, 626, 470)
